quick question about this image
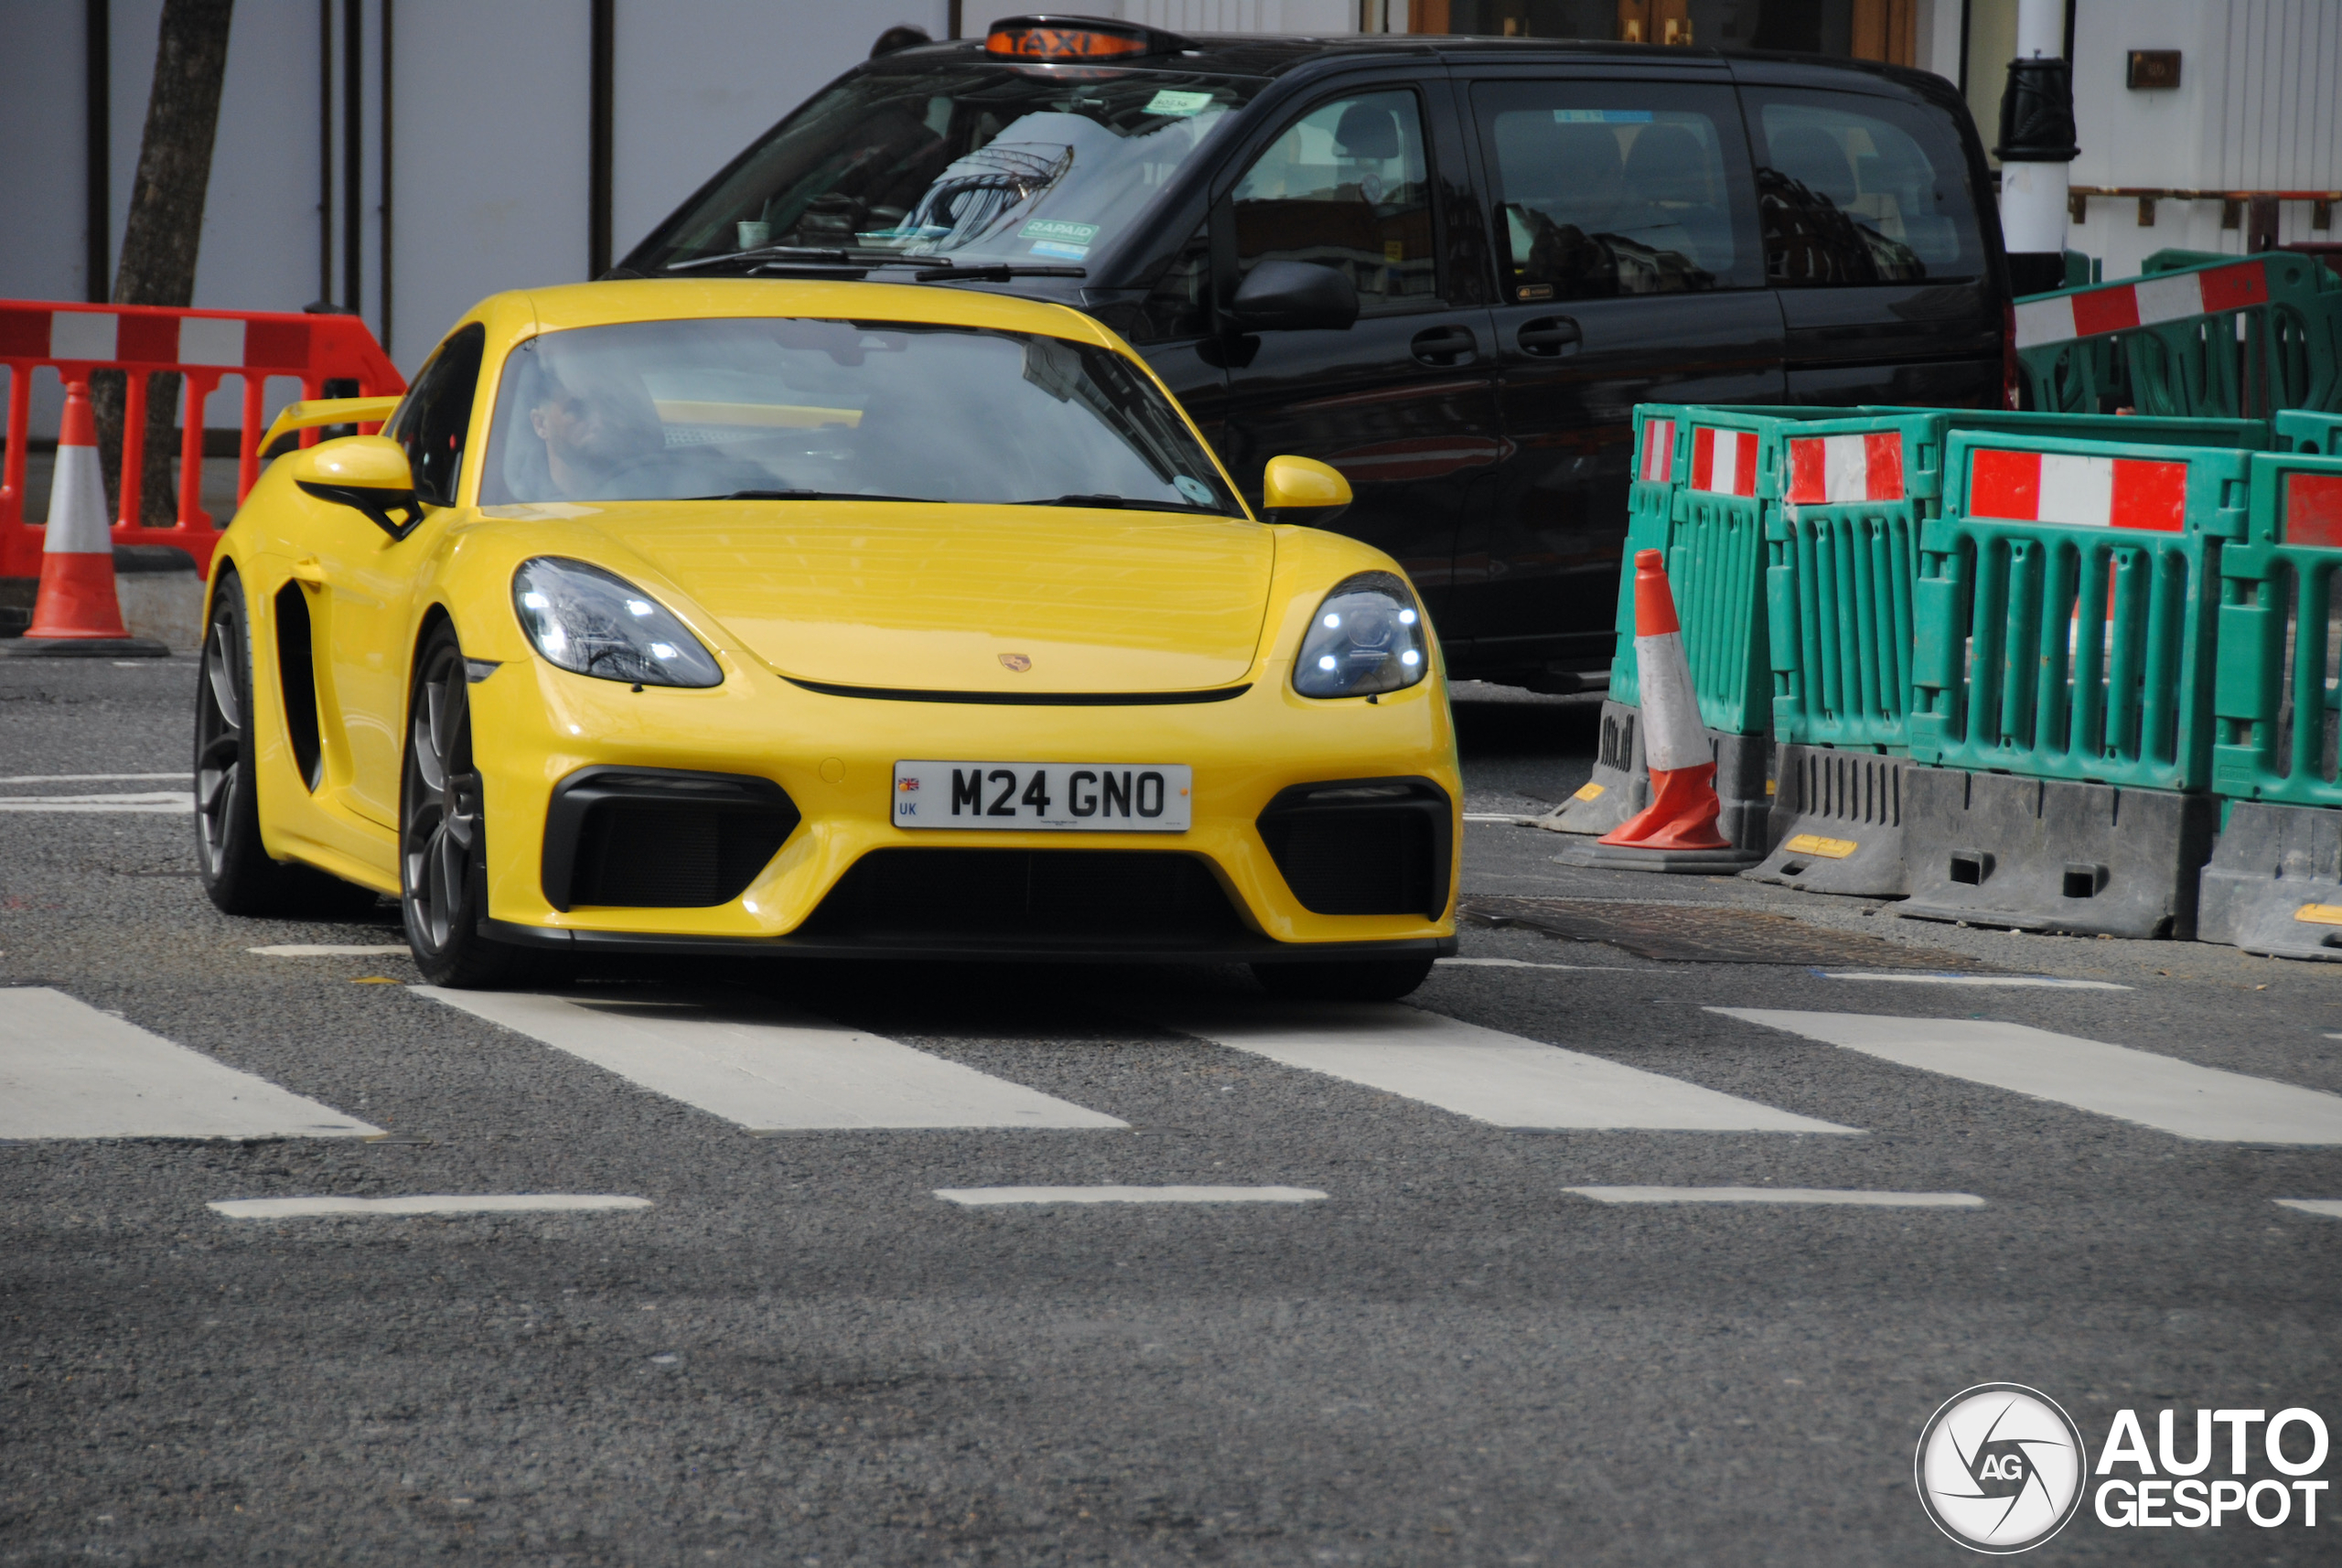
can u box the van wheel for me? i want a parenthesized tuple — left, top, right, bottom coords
(1252, 956, 1434, 1002)
(401, 623, 543, 988)
(194, 573, 381, 918)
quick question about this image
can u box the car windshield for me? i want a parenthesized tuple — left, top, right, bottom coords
(478, 317, 1244, 514)
(626, 61, 1265, 271)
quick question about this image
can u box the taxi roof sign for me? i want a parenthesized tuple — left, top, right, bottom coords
(983, 15, 1191, 60)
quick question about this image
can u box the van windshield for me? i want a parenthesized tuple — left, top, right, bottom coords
(627, 62, 1268, 273)
(478, 317, 1243, 515)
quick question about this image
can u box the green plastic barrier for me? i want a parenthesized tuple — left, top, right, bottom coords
(2210, 450, 2342, 807)
(2275, 409, 2342, 454)
(2017, 252, 2342, 419)
(1606, 404, 1845, 729)
(1908, 431, 2254, 791)
(1764, 410, 2267, 753)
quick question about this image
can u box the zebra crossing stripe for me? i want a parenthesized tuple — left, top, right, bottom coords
(414, 987, 1126, 1132)
(1157, 1003, 1855, 1133)
(1713, 1009, 2342, 1144)
(0, 987, 378, 1140)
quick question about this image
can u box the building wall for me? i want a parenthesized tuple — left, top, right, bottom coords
(2065, 0, 2342, 279)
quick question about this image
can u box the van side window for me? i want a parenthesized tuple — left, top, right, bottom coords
(1750, 93, 1982, 286)
(386, 323, 486, 507)
(1230, 90, 1438, 314)
(1471, 82, 1756, 303)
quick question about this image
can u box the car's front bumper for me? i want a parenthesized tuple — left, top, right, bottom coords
(464, 654, 1462, 959)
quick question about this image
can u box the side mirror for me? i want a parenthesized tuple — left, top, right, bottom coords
(1261, 455, 1352, 527)
(1226, 260, 1359, 333)
(287, 435, 423, 540)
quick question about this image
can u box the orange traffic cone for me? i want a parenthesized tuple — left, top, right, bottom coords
(7, 381, 167, 658)
(1559, 550, 1757, 873)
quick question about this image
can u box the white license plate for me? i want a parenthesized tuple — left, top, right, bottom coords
(891, 761, 1191, 832)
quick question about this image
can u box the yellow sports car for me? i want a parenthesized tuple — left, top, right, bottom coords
(196, 280, 1459, 996)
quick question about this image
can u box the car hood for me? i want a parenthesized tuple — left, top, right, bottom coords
(566, 500, 1275, 694)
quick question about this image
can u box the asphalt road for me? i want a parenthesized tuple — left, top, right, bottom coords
(5, 656, 2340, 1566)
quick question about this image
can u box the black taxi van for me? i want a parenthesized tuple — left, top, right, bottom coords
(619, 16, 2010, 690)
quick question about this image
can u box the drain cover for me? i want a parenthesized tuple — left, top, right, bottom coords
(1461, 897, 1992, 970)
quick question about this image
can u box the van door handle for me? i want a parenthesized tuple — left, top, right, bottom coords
(1410, 325, 1478, 366)
(1517, 317, 1583, 357)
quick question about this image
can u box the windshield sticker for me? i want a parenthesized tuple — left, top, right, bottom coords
(1020, 219, 1100, 245)
(1175, 475, 1216, 507)
(1029, 241, 1089, 260)
(1552, 109, 1654, 124)
(1144, 89, 1216, 117)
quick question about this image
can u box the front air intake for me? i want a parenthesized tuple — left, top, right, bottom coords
(1256, 777, 1452, 919)
(543, 768, 799, 910)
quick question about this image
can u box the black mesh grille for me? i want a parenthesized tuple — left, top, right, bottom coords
(803, 849, 1243, 944)
(1257, 779, 1452, 918)
(569, 802, 795, 908)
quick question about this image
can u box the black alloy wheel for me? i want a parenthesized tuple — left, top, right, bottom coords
(193, 573, 379, 918)
(1252, 956, 1435, 1002)
(400, 623, 537, 987)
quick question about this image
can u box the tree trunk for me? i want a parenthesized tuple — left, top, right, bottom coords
(91, 0, 235, 529)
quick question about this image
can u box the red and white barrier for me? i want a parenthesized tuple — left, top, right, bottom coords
(1689, 426, 1758, 497)
(1597, 550, 1733, 854)
(1787, 431, 1906, 505)
(2011, 259, 2271, 351)
(1638, 417, 1676, 483)
(1967, 448, 2187, 532)
(0, 299, 403, 577)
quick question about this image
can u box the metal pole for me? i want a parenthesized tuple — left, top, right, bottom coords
(84, 0, 110, 302)
(316, 0, 332, 306)
(342, 0, 362, 313)
(589, 0, 613, 278)
(380, 0, 392, 354)
(1996, 0, 2077, 296)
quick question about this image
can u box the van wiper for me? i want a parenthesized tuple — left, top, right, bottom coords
(665, 246, 943, 274)
(915, 263, 1086, 283)
(696, 489, 936, 503)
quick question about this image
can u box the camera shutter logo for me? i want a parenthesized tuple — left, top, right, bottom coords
(1915, 1384, 2088, 1553)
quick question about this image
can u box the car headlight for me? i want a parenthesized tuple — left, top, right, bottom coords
(1293, 571, 1429, 698)
(511, 557, 723, 688)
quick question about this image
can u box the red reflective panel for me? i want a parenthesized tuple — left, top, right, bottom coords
(2110, 457, 2186, 532)
(2198, 261, 2271, 312)
(1968, 447, 2040, 521)
(2284, 471, 2342, 548)
(2068, 285, 2141, 338)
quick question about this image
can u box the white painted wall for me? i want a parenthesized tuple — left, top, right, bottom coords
(2066, 0, 2342, 279)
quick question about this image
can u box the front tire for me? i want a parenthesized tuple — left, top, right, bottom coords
(1252, 956, 1435, 1002)
(400, 623, 538, 988)
(194, 573, 380, 918)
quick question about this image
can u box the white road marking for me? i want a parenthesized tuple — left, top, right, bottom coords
(0, 987, 379, 1140)
(1463, 812, 1531, 823)
(1157, 1003, 1855, 1133)
(248, 944, 412, 957)
(2273, 1199, 2342, 1219)
(416, 987, 1126, 1132)
(210, 1194, 651, 1219)
(0, 772, 190, 784)
(1818, 971, 2132, 991)
(1714, 1009, 2342, 1144)
(936, 1186, 1326, 1206)
(1566, 1186, 1984, 1208)
(0, 790, 193, 812)
(1437, 957, 1642, 972)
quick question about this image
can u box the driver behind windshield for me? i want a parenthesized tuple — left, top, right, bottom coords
(506, 340, 678, 500)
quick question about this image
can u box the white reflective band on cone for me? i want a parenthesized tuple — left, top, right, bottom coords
(45, 445, 109, 554)
(1634, 629, 1706, 773)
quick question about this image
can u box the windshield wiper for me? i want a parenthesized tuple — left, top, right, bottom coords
(665, 246, 944, 274)
(915, 263, 1086, 283)
(1022, 493, 1130, 508)
(696, 489, 935, 503)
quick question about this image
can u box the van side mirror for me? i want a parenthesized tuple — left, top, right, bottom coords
(287, 435, 423, 540)
(1261, 455, 1352, 526)
(1227, 261, 1359, 333)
